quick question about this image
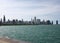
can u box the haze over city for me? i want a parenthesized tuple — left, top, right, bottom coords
(0, 0, 60, 24)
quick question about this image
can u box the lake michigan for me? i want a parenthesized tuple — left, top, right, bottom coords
(0, 25, 60, 43)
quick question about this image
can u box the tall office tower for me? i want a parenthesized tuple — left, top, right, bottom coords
(34, 16, 37, 24)
(3, 15, 6, 23)
(56, 20, 58, 24)
(0, 18, 2, 22)
(31, 18, 33, 24)
(36, 19, 40, 24)
(52, 21, 53, 24)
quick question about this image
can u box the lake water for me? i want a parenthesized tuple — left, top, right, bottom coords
(0, 25, 60, 43)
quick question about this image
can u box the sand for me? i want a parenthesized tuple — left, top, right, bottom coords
(0, 38, 31, 43)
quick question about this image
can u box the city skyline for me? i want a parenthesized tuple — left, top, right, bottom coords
(0, 15, 59, 25)
(0, 15, 55, 25)
(0, 0, 60, 24)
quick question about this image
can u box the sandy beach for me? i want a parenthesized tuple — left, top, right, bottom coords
(0, 37, 31, 43)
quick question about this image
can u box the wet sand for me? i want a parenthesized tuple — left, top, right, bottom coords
(0, 38, 31, 43)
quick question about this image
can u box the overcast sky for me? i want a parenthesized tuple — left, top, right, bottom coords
(0, 0, 60, 24)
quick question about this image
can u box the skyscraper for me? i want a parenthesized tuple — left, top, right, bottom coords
(34, 16, 37, 24)
(36, 19, 40, 24)
(3, 15, 6, 23)
(56, 20, 58, 24)
(52, 21, 53, 24)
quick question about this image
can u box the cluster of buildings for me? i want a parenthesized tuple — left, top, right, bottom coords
(0, 15, 58, 25)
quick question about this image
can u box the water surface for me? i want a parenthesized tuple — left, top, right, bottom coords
(0, 25, 60, 43)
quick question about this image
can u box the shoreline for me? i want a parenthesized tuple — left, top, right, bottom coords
(0, 24, 59, 26)
(0, 37, 31, 43)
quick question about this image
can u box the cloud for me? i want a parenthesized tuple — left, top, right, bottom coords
(3, 0, 59, 15)
(0, 0, 60, 22)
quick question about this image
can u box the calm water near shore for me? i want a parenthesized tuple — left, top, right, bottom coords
(0, 25, 60, 43)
